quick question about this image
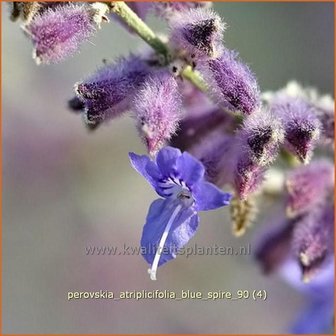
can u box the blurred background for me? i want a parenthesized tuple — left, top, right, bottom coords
(2, 2, 334, 334)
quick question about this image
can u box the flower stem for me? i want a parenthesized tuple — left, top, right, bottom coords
(181, 65, 207, 92)
(109, 1, 207, 92)
(109, 1, 169, 61)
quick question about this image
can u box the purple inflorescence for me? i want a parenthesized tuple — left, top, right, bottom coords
(292, 204, 334, 282)
(169, 8, 225, 62)
(132, 71, 182, 155)
(234, 156, 266, 200)
(199, 48, 260, 115)
(263, 81, 334, 149)
(270, 97, 321, 163)
(24, 3, 109, 64)
(12, 3, 335, 328)
(230, 110, 284, 199)
(155, 2, 211, 19)
(312, 95, 334, 147)
(285, 160, 334, 218)
(75, 55, 151, 127)
(254, 209, 298, 274)
(238, 110, 284, 165)
(189, 130, 236, 186)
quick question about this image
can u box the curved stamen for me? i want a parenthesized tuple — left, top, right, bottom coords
(148, 204, 182, 280)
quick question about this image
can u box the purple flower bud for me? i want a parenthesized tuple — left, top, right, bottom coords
(170, 107, 236, 152)
(285, 160, 334, 218)
(264, 81, 334, 148)
(132, 71, 182, 155)
(231, 110, 283, 199)
(315, 102, 334, 147)
(169, 106, 239, 187)
(234, 156, 265, 200)
(68, 96, 85, 113)
(270, 97, 321, 163)
(238, 110, 284, 165)
(189, 131, 236, 186)
(75, 55, 151, 127)
(292, 204, 334, 282)
(178, 80, 212, 113)
(155, 2, 211, 19)
(24, 3, 109, 64)
(254, 211, 297, 274)
(169, 8, 225, 62)
(309, 94, 334, 147)
(199, 48, 260, 114)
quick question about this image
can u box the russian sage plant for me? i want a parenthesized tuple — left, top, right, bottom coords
(10, 2, 334, 333)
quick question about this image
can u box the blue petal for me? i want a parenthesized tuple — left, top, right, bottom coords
(156, 146, 181, 177)
(290, 299, 333, 334)
(129, 152, 155, 182)
(176, 151, 205, 187)
(141, 198, 199, 267)
(129, 152, 165, 196)
(193, 181, 232, 211)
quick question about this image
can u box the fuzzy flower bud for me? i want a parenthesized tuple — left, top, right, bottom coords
(170, 107, 236, 152)
(271, 98, 321, 163)
(155, 2, 211, 19)
(232, 110, 283, 199)
(314, 96, 334, 147)
(199, 48, 260, 114)
(24, 3, 109, 65)
(132, 71, 182, 154)
(234, 156, 265, 200)
(264, 82, 330, 154)
(169, 108, 238, 187)
(68, 96, 85, 113)
(292, 204, 334, 282)
(75, 55, 151, 127)
(178, 80, 212, 113)
(285, 160, 334, 218)
(169, 8, 225, 63)
(238, 110, 284, 165)
(263, 82, 334, 147)
(254, 212, 298, 274)
(189, 131, 236, 186)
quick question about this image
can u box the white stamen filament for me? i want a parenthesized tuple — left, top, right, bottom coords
(148, 204, 182, 281)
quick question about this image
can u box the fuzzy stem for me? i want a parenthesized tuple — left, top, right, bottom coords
(109, 1, 207, 91)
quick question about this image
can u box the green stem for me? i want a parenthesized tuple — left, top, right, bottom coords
(280, 149, 301, 167)
(110, 1, 169, 61)
(181, 65, 207, 92)
(109, 1, 207, 92)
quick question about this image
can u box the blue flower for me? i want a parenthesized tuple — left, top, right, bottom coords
(290, 298, 334, 334)
(281, 258, 334, 334)
(129, 146, 232, 280)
